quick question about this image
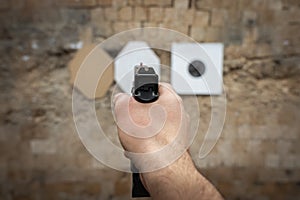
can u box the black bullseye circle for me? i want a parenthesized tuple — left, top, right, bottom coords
(188, 60, 206, 77)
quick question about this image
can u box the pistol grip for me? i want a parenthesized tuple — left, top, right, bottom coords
(132, 164, 150, 197)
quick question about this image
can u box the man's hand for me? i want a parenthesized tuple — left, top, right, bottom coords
(113, 82, 223, 200)
(114, 83, 189, 154)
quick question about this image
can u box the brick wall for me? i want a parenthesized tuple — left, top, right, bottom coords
(1, 0, 299, 55)
(0, 0, 299, 199)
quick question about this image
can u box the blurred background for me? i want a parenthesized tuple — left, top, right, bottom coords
(0, 0, 299, 199)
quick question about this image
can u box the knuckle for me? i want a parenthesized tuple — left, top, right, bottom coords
(114, 94, 129, 113)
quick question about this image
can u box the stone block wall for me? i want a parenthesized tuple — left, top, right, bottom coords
(0, 0, 299, 199)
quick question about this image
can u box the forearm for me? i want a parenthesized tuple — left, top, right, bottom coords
(141, 152, 224, 200)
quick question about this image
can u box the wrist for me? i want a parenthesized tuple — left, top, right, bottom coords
(140, 151, 200, 198)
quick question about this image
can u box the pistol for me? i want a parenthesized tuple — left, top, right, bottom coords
(132, 63, 159, 103)
(131, 63, 159, 197)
